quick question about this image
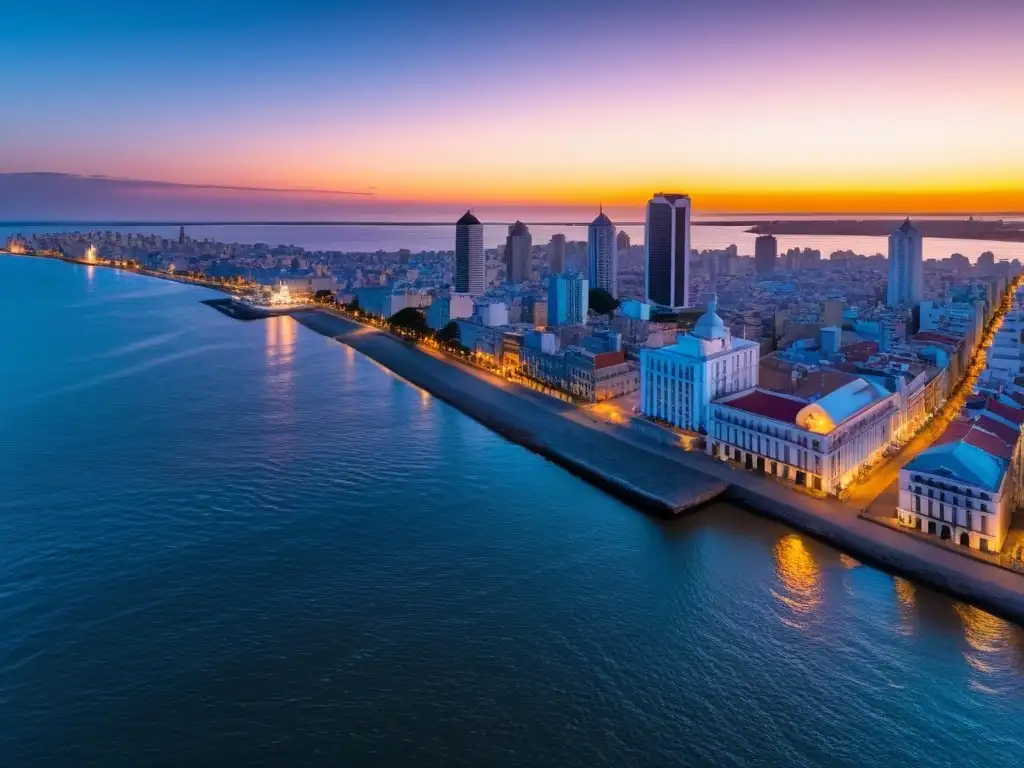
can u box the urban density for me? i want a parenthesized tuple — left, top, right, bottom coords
(7, 202, 1024, 573)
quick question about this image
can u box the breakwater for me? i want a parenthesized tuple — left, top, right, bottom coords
(292, 310, 726, 517)
(293, 308, 1024, 625)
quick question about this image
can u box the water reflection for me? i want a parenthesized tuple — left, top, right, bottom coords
(265, 315, 296, 365)
(955, 604, 1024, 696)
(264, 316, 296, 431)
(771, 534, 823, 627)
(892, 577, 917, 636)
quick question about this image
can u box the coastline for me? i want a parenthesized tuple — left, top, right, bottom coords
(293, 309, 727, 517)
(296, 308, 1024, 626)
(10, 250, 1024, 625)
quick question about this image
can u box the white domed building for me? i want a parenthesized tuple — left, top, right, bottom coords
(639, 297, 760, 432)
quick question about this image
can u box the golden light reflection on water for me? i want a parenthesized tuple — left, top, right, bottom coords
(954, 604, 1022, 695)
(839, 554, 861, 569)
(265, 316, 296, 364)
(86, 265, 95, 284)
(771, 534, 823, 627)
(892, 577, 917, 636)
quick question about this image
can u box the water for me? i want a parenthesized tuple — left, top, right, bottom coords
(4, 220, 1024, 262)
(2, 255, 1024, 766)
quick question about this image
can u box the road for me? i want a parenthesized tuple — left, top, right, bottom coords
(848, 276, 1022, 508)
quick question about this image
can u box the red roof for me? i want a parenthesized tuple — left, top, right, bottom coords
(594, 350, 625, 369)
(841, 341, 878, 362)
(911, 331, 961, 347)
(936, 421, 1015, 460)
(985, 398, 1024, 426)
(976, 414, 1020, 445)
(719, 389, 806, 424)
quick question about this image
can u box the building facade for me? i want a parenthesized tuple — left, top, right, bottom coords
(587, 210, 618, 297)
(898, 437, 1013, 553)
(640, 297, 760, 432)
(454, 210, 485, 296)
(547, 273, 589, 325)
(708, 378, 898, 495)
(548, 234, 566, 275)
(505, 221, 532, 283)
(754, 234, 777, 275)
(645, 193, 691, 309)
(887, 218, 924, 308)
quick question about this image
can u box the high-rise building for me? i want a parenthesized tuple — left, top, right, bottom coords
(645, 193, 691, 308)
(887, 218, 924, 308)
(754, 234, 777, 275)
(454, 210, 485, 296)
(178, 225, 185, 244)
(548, 234, 566, 274)
(505, 221, 532, 283)
(616, 230, 631, 252)
(547, 273, 589, 326)
(978, 251, 996, 272)
(587, 208, 618, 297)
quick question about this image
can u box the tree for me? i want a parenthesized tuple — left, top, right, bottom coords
(435, 320, 460, 345)
(388, 307, 429, 335)
(314, 289, 334, 303)
(589, 287, 620, 316)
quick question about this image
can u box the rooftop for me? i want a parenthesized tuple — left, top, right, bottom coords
(717, 389, 808, 424)
(935, 421, 1014, 460)
(905, 441, 1006, 492)
(456, 210, 481, 227)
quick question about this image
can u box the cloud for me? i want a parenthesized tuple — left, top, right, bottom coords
(2, 172, 374, 197)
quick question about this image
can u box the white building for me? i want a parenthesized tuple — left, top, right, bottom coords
(708, 378, 898, 495)
(887, 218, 924, 308)
(645, 193, 691, 309)
(455, 210, 485, 296)
(639, 296, 759, 432)
(587, 209, 618, 297)
(426, 292, 475, 330)
(474, 301, 509, 328)
(898, 428, 1015, 553)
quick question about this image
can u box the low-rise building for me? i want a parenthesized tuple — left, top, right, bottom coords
(426, 292, 475, 330)
(707, 378, 898, 494)
(897, 429, 1014, 553)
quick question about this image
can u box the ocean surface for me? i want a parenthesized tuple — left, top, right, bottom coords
(2, 255, 1024, 766)
(4, 219, 1024, 262)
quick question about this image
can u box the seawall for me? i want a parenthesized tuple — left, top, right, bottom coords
(292, 310, 726, 518)
(293, 308, 1024, 626)
(723, 484, 1024, 624)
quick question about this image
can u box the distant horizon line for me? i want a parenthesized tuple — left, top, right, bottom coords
(2, 213, 1022, 229)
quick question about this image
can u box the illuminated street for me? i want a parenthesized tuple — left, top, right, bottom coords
(850, 275, 1024, 509)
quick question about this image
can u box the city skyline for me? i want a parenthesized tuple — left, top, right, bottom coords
(4, 0, 1023, 216)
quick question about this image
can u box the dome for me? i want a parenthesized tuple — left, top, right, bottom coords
(457, 210, 481, 226)
(692, 296, 729, 341)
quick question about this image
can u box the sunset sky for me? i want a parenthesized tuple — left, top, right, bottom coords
(4, 0, 1023, 215)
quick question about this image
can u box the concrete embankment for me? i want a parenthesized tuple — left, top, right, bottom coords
(723, 484, 1024, 624)
(292, 310, 726, 517)
(293, 309, 1024, 625)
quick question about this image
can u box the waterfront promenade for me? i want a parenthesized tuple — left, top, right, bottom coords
(298, 307, 1024, 625)
(295, 310, 727, 517)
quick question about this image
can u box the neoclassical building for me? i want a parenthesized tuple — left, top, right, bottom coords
(640, 297, 760, 432)
(706, 378, 899, 495)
